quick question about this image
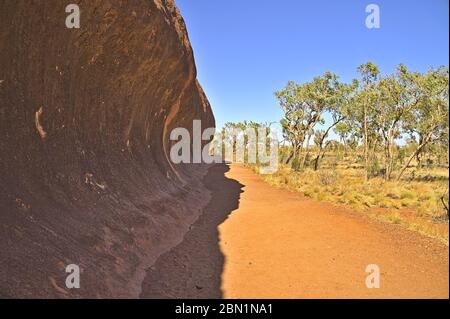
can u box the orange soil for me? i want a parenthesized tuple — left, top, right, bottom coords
(219, 164, 449, 298)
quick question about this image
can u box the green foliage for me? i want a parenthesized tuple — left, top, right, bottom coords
(274, 62, 449, 181)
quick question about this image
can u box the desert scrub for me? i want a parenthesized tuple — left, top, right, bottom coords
(252, 163, 449, 242)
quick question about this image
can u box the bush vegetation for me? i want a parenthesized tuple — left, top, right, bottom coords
(221, 62, 449, 242)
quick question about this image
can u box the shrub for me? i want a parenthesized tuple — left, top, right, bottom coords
(291, 158, 301, 171)
(318, 170, 337, 186)
(369, 158, 384, 177)
(400, 191, 415, 200)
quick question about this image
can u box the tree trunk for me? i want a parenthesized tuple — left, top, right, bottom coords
(397, 140, 428, 181)
(301, 133, 312, 169)
(314, 148, 327, 171)
(384, 132, 395, 181)
(416, 151, 422, 168)
(314, 152, 321, 171)
(285, 147, 295, 164)
(363, 105, 369, 181)
(313, 119, 343, 171)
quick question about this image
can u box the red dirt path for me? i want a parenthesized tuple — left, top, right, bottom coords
(219, 164, 449, 298)
(141, 164, 448, 299)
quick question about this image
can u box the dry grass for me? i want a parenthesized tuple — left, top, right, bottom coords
(250, 163, 449, 243)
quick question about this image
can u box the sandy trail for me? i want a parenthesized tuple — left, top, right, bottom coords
(220, 164, 448, 298)
(141, 163, 448, 298)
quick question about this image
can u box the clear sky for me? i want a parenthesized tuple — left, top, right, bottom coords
(176, 0, 449, 130)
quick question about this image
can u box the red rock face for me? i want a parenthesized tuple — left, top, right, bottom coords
(0, 0, 215, 298)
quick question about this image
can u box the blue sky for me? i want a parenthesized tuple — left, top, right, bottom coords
(176, 0, 449, 130)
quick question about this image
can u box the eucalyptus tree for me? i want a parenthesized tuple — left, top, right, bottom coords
(276, 81, 306, 165)
(312, 80, 358, 170)
(276, 72, 339, 169)
(397, 66, 449, 180)
(356, 62, 380, 180)
(300, 72, 340, 169)
(374, 65, 422, 180)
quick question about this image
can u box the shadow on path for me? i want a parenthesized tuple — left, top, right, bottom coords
(140, 164, 243, 298)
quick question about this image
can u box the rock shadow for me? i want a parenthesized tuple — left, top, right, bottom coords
(140, 163, 243, 298)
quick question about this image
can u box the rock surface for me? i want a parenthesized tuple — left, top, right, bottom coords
(0, 0, 214, 298)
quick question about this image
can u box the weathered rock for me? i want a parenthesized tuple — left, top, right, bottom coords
(0, 0, 214, 298)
